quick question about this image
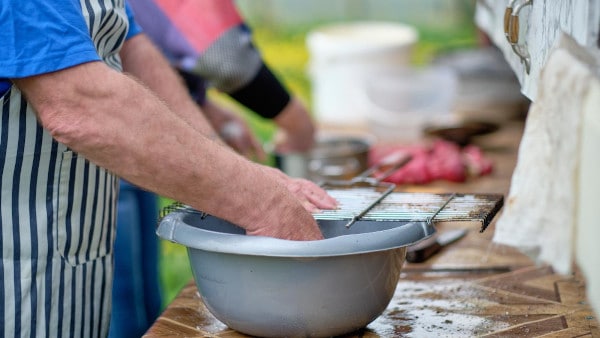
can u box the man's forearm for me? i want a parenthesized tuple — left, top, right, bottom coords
(14, 61, 322, 240)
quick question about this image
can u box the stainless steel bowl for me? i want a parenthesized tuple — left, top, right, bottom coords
(157, 211, 434, 338)
(274, 134, 373, 182)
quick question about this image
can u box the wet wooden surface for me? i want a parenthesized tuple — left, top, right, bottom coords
(144, 119, 600, 337)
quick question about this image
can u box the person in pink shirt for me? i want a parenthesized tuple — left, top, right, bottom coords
(129, 0, 316, 156)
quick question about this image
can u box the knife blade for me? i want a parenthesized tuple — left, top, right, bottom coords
(406, 228, 468, 263)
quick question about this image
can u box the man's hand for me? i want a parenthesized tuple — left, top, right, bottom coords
(244, 208, 325, 241)
(201, 100, 267, 161)
(262, 165, 338, 212)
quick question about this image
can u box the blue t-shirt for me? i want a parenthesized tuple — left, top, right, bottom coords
(0, 1, 142, 96)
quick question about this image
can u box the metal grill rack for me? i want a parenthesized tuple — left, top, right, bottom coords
(314, 188, 504, 232)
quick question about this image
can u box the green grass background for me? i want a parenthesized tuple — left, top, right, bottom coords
(157, 19, 479, 307)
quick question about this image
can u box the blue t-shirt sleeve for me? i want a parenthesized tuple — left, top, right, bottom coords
(125, 2, 143, 40)
(0, 0, 100, 78)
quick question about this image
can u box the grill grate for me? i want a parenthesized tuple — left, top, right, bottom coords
(159, 190, 503, 233)
(314, 188, 503, 232)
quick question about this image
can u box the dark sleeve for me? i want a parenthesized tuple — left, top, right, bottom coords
(178, 70, 207, 105)
(228, 64, 291, 119)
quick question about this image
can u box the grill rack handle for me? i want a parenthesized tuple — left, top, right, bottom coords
(426, 193, 457, 225)
(353, 151, 412, 184)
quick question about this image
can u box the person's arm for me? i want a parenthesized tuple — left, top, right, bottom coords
(118, 34, 335, 209)
(200, 99, 267, 161)
(198, 35, 317, 153)
(13, 60, 328, 240)
(128, 0, 317, 154)
(272, 97, 316, 153)
(119, 34, 217, 138)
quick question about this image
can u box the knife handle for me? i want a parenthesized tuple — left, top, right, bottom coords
(406, 239, 442, 263)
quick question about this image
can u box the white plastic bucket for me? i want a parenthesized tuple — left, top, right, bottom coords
(306, 21, 419, 127)
(364, 66, 458, 143)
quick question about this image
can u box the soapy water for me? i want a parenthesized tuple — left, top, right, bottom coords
(363, 281, 509, 337)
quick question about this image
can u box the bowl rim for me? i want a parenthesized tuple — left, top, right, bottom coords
(157, 211, 435, 258)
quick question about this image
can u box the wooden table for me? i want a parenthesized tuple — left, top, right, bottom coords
(144, 119, 600, 337)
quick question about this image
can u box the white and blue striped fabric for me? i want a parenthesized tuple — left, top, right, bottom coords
(0, 0, 131, 336)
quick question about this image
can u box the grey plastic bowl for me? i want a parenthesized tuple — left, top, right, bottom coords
(157, 210, 435, 338)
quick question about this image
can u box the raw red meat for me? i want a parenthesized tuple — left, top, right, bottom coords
(463, 145, 494, 176)
(428, 140, 466, 182)
(368, 140, 493, 185)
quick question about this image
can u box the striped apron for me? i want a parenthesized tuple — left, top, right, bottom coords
(0, 1, 129, 336)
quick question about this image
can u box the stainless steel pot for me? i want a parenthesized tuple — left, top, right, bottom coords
(274, 135, 372, 182)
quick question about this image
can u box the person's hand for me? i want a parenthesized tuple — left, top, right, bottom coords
(262, 165, 338, 212)
(245, 206, 325, 241)
(272, 97, 316, 154)
(201, 99, 267, 161)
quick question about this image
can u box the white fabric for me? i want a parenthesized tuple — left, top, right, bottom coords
(493, 34, 597, 273)
(576, 79, 600, 316)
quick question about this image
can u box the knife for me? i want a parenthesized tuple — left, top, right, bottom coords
(406, 228, 468, 263)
